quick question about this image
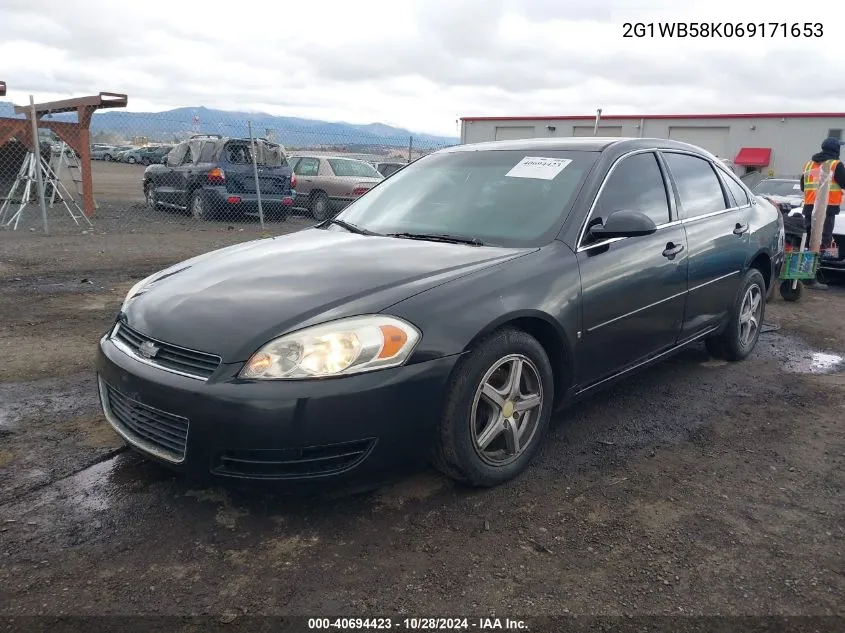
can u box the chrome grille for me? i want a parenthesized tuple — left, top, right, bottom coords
(100, 379, 189, 463)
(113, 323, 221, 380)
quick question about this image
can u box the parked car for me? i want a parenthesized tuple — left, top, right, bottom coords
(819, 214, 845, 279)
(97, 137, 782, 489)
(288, 154, 383, 220)
(142, 134, 295, 220)
(121, 145, 173, 165)
(373, 161, 407, 178)
(91, 145, 133, 161)
(752, 178, 804, 209)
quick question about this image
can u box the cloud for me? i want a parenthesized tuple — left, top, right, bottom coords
(0, 0, 837, 136)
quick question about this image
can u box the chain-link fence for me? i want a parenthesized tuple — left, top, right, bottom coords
(0, 108, 454, 237)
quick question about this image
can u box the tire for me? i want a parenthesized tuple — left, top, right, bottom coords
(310, 192, 330, 222)
(711, 268, 767, 362)
(780, 279, 803, 302)
(190, 190, 207, 220)
(144, 184, 158, 210)
(104, 154, 112, 162)
(432, 327, 554, 487)
(128, 157, 137, 164)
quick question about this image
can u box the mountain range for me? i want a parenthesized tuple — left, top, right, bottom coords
(0, 103, 458, 149)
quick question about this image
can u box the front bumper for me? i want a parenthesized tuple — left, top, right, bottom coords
(96, 335, 458, 485)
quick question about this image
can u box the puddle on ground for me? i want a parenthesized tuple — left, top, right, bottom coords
(0, 375, 97, 431)
(783, 352, 845, 375)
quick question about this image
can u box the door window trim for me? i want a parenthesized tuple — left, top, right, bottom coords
(576, 149, 679, 253)
(658, 149, 748, 225)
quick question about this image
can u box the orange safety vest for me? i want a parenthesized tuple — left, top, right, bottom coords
(803, 159, 843, 206)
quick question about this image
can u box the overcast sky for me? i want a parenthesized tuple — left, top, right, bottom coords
(0, 0, 839, 137)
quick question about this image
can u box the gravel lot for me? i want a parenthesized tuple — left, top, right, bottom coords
(0, 182, 844, 624)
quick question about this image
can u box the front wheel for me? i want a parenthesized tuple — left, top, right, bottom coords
(128, 156, 137, 164)
(432, 328, 554, 487)
(709, 268, 766, 362)
(144, 184, 158, 210)
(104, 154, 112, 162)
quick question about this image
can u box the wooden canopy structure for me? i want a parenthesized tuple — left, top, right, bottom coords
(0, 92, 127, 217)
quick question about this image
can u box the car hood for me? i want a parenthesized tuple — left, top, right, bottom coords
(122, 228, 534, 362)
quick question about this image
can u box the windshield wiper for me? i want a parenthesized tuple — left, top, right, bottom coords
(386, 232, 486, 246)
(325, 218, 381, 236)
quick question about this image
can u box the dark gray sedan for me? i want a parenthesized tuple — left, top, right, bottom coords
(96, 137, 782, 489)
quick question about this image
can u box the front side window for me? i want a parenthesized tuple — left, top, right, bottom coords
(588, 152, 670, 239)
(335, 149, 596, 247)
(662, 152, 729, 218)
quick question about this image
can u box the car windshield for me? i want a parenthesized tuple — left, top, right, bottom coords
(328, 158, 382, 178)
(334, 149, 597, 247)
(753, 180, 801, 196)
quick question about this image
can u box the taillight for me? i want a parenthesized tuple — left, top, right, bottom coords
(290, 173, 297, 188)
(227, 196, 241, 204)
(207, 167, 225, 184)
(352, 186, 369, 196)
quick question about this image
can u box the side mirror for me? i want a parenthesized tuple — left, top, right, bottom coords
(589, 209, 658, 239)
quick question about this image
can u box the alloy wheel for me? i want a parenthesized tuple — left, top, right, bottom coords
(470, 354, 544, 466)
(191, 194, 204, 219)
(739, 283, 762, 348)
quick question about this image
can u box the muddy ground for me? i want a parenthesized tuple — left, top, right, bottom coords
(0, 202, 844, 621)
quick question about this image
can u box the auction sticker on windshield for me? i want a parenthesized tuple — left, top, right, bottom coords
(505, 156, 572, 180)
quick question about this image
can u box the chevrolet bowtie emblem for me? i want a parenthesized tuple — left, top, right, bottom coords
(137, 340, 160, 359)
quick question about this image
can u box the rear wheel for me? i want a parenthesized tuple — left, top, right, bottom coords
(432, 328, 554, 487)
(310, 192, 330, 222)
(190, 190, 207, 220)
(708, 269, 766, 362)
(104, 154, 112, 162)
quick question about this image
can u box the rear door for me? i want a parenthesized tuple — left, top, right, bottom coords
(576, 150, 689, 387)
(174, 140, 203, 207)
(660, 151, 749, 339)
(292, 157, 320, 197)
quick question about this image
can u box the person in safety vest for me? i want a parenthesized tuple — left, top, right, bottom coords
(800, 137, 845, 288)
(800, 137, 845, 250)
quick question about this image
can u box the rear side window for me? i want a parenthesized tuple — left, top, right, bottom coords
(720, 170, 751, 207)
(592, 152, 671, 230)
(663, 152, 729, 218)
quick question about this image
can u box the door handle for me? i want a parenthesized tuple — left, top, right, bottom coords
(662, 242, 684, 259)
(734, 222, 749, 235)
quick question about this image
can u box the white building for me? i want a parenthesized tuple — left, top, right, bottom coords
(459, 113, 845, 178)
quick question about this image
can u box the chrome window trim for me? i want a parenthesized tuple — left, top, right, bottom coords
(660, 149, 753, 220)
(109, 323, 218, 382)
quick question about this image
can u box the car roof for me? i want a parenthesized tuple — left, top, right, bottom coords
(291, 155, 372, 162)
(438, 136, 718, 156)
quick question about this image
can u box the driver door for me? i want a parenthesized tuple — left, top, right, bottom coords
(575, 151, 689, 388)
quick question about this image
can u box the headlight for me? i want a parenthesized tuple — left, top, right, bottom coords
(239, 315, 421, 380)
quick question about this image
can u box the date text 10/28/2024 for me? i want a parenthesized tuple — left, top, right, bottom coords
(622, 22, 823, 38)
(308, 618, 527, 630)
